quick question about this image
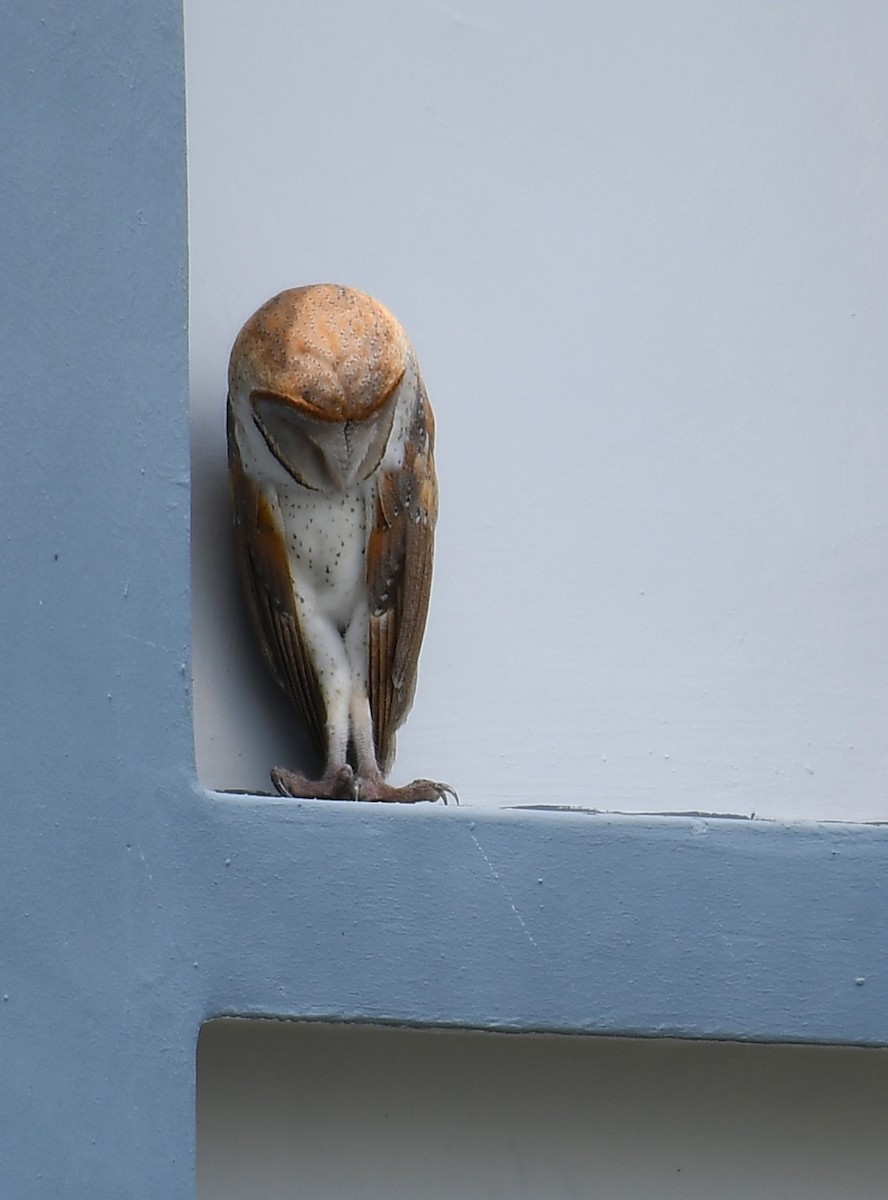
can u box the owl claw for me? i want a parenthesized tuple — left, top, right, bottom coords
(270, 764, 358, 801)
(356, 777, 459, 805)
(270, 765, 456, 805)
(423, 781, 459, 806)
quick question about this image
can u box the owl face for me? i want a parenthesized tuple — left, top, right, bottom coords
(249, 380, 403, 493)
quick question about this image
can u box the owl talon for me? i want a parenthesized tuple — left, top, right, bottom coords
(356, 776, 458, 805)
(271, 765, 455, 805)
(270, 764, 358, 801)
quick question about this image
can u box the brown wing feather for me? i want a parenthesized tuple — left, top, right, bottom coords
(227, 397, 326, 755)
(367, 379, 438, 774)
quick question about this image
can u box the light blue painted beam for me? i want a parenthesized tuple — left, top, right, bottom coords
(191, 797, 888, 1045)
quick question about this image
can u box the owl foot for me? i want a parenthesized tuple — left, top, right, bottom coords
(356, 776, 459, 805)
(270, 764, 358, 801)
(267, 768, 453, 806)
(270, 765, 457, 805)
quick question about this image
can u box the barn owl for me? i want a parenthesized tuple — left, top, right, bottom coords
(227, 284, 455, 804)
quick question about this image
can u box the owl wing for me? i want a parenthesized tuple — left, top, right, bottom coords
(227, 397, 326, 755)
(367, 379, 438, 775)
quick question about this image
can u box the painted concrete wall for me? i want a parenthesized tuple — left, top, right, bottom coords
(198, 1020, 888, 1200)
(188, 1, 888, 821)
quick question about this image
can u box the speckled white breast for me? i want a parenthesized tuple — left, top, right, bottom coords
(276, 475, 374, 631)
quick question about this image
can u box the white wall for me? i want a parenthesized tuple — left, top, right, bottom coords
(197, 1020, 888, 1200)
(187, 1, 888, 819)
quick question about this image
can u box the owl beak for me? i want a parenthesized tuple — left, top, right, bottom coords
(322, 441, 352, 491)
(321, 422, 383, 490)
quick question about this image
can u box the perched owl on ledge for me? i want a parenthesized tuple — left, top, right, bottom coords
(227, 284, 455, 804)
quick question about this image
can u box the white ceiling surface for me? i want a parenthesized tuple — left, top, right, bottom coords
(197, 1021, 888, 1200)
(187, 1, 888, 819)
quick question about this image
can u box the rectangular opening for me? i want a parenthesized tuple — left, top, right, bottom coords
(197, 1018, 888, 1199)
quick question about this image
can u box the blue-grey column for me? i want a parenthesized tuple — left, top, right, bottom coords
(0, 5, 194, 1196)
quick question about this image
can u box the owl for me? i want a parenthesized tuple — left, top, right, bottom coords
(227, 284, 455, 803)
